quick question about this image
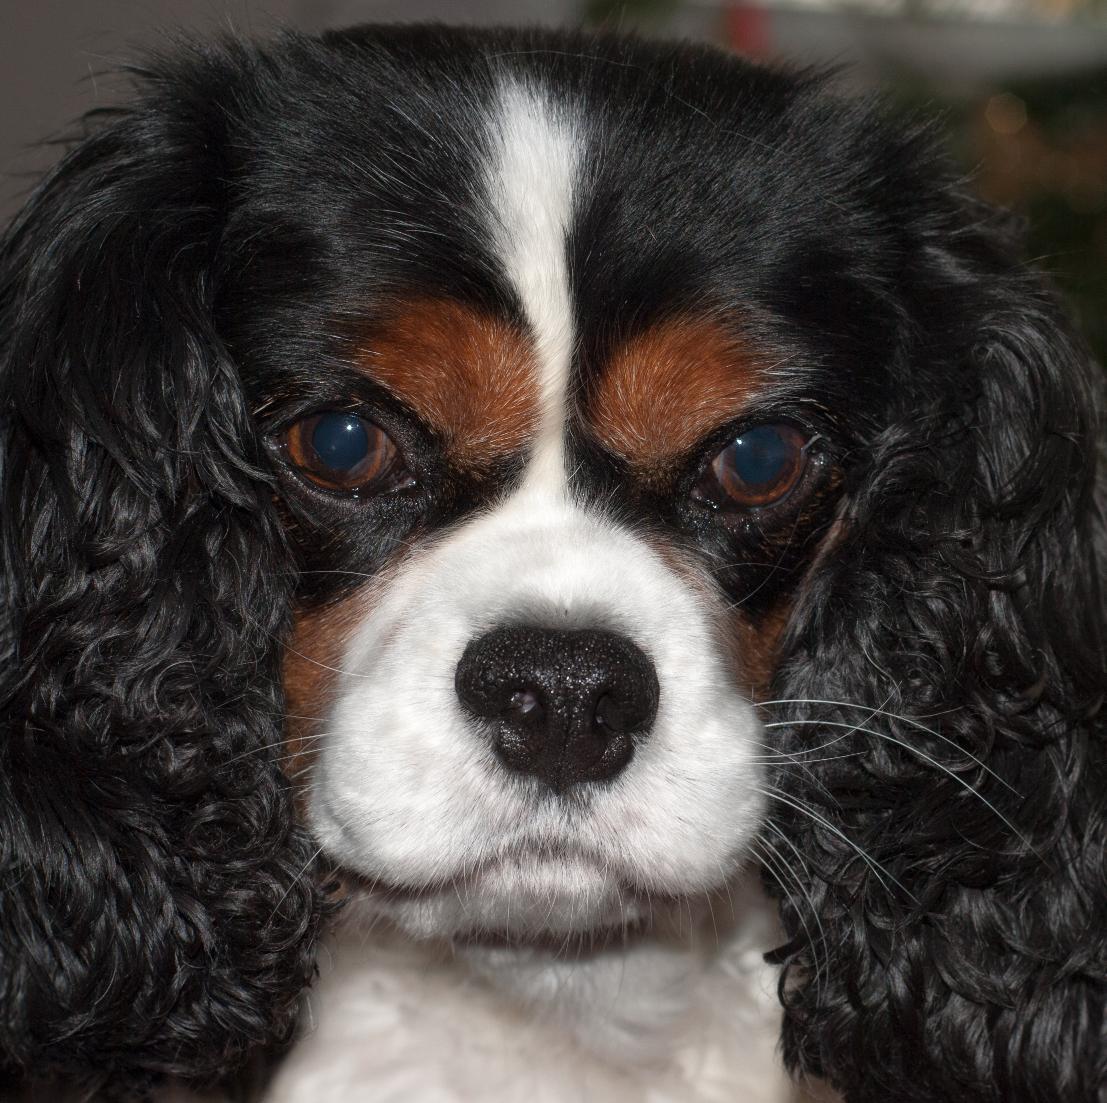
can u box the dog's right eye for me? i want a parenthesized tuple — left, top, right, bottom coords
(694, 423, 810, 511)
(281, 412, 415, 497)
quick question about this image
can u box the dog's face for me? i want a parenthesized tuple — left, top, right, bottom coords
(233, 31, 876, 945)
(5, 24, 1102, 1100)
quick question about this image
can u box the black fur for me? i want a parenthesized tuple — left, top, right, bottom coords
(1, 25, 1102, 1102)
(0, 45, 328, 1099)
(764, 199, 1107, 1101)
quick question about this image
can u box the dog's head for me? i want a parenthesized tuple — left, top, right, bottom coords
(1, 26, 1103, 1102)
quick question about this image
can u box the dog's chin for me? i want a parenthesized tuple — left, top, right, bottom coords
(347, 854, 652, 949)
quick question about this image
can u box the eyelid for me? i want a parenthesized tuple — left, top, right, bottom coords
(695, 421, 814, 511)
(278, 411, 414, 497)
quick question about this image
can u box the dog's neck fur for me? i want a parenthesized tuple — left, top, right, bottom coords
(260, 877, 813, 1103)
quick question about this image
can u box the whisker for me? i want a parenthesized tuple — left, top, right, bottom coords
(271, 745, 328, 766)
(722, 516, 803, 610)
(756, 784, 916, 902)
(753, 831, 827, 1004)
(749, 734, 853, 758)
(280, 641, 378, 681)
(748, 737, 837, 799)
(239, 609, 381, 682)
(285, 761, 320, 782)
(750, 750, 867, 766)
(222, 731, 330, 766)
(755, 697, 1015, 794)
(763, 718, 1031, 848)
(268, 843, 326, 925)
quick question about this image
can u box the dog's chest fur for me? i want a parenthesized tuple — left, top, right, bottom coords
(261, 881, 800, 1103)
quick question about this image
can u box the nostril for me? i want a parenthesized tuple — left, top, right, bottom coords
(593, 693, 632, 733)
(507, 688, 544, 722)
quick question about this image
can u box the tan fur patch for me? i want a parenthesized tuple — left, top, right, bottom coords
(728, 514, 849, 700)
(355, 299, 539, 470)
(282, 587, 376, 803)
(728, 602, 794, 702)
(645, 534, 793, 701)
(589, 318, 767, 468)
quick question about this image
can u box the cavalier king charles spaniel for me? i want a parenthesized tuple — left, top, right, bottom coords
(1, 24, 1103, 1103)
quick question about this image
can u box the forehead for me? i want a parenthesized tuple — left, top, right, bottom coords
(226, 28, 903, 455)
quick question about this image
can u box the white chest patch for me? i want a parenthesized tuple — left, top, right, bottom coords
(260, 881, 803, 1103)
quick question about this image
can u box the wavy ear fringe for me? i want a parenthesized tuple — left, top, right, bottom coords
(0, 60, 326, 1097)
(764, 194, 1106, 1102)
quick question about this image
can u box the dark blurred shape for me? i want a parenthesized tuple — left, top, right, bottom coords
(585, 0, 683, 25)
(969, 70, 1107, 362)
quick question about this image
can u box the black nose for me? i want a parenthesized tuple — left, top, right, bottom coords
(455, 626, 660, 791)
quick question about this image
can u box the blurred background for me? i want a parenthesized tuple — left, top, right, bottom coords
(2, 0, 1105, 359)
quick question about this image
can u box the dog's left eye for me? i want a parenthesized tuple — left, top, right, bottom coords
(697, 423, 809, 509)
(281, 412, 414, 496)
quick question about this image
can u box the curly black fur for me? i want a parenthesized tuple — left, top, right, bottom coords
(1, 24, 1103, 1103)
(764, 193, 1107, 1100)
(0, 49, 328, 1099)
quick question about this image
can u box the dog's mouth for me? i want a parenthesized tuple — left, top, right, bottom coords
(341, 849, 660, 948)
(451, 916, 653, 954)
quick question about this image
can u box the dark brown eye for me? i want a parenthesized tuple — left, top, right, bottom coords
(282, 412, 413, 496)
(700, 423, 809, 509)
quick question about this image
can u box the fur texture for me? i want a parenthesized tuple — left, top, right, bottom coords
(0, 25, 1103, 1103)
(765, 234, 1107, 1101)
(0, 48, 331, 1098)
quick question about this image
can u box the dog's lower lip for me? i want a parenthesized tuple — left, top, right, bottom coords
(346, 849, 657, 924)
(350, 846, 613, 899)
(455, 917, 652, 952)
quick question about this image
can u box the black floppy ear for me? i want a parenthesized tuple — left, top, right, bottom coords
(765, 192, 1105, 1101)
(0, 59, 325, 1096)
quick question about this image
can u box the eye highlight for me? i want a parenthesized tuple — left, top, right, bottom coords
(698, 423, 809, 509)
(281, 412, 414, 496)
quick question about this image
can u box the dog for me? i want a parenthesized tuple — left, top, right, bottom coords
(1, 24, 1103, 1103)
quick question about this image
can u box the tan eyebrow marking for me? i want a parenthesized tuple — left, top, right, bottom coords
(587, 317, 768, 468)
(354, 298, 540, 471)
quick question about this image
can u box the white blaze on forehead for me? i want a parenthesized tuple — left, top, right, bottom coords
(485, 79, 578, 492)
